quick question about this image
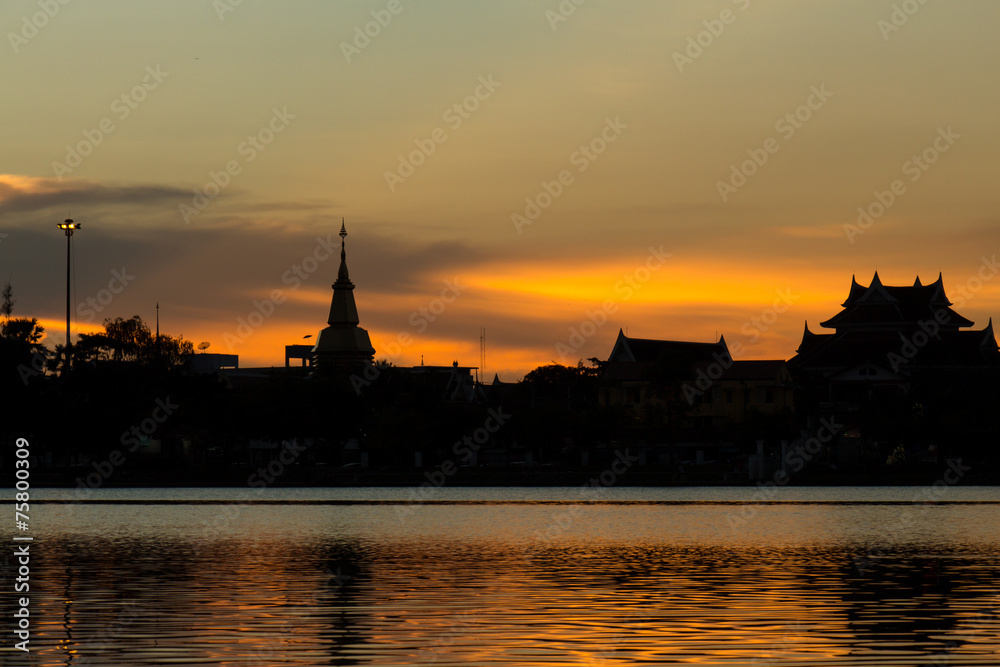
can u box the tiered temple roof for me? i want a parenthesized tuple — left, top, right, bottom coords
(791, 272, 998, 373)
(819, 271, 973, 332)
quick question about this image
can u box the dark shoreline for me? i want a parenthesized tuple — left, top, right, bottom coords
(15, 499, 1000, 505)
(15, 463, 1000, 489)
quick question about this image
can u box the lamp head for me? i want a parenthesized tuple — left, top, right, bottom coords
(57, 219, 81, 235)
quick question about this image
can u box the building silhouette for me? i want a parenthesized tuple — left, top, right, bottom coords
(600, 329, 794, 430)
(312, 220, 375, 373)
(789, 272, 1000, 421)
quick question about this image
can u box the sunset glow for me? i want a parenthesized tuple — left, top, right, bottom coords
(2, 2, 998, 378)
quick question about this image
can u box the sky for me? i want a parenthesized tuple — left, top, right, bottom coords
(2, 0, 999, 380)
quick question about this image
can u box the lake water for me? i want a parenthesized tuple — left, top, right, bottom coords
(4, 487, 1000, 666)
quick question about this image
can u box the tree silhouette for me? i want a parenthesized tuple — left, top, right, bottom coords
(1, 317, 45, 344)
(1, 282, 13, 320)
(0, 281, 49, 383)
(74, 315, 193, 368)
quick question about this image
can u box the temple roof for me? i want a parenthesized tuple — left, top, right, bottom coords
(602, 331, 791, 384)
(602, 330, 733, 382)
(789, 326, 999, 372)
(607, 329, 730, 365)
(820, 272, 973, 331)
(790, 273, 997, 373)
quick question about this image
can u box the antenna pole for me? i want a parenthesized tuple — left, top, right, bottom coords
(480, 326, 486, 380)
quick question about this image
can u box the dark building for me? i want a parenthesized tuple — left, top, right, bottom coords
(312, 221, 376, 373)
(284, 345, 313, 368)
(789, 272, 1000, 424)
(403, 361, 481, 402)
(600, 329, 794, 430)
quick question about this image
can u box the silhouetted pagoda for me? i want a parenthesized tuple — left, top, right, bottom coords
(312, 221, 375, 373)
(789, 272, 999, 414)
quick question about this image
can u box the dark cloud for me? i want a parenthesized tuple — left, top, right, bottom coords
(0, 177, 191, 219)
(0, 176, 497, 335)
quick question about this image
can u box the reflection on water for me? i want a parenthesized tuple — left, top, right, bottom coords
(3, 492, 999, 666)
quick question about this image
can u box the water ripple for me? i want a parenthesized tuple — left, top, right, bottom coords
(1, 495, 998, 666)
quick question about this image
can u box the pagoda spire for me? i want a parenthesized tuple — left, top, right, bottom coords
(337, 218, 350, 281)
(327, 219, 358, 325)
(313, 218, 375, 372)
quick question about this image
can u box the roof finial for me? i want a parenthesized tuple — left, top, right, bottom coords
(340, 218, 347, 261)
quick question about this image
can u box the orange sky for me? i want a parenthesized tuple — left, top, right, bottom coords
(2, 2, 999, 379)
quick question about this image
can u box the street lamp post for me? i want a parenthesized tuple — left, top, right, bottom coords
(56, 219, 81, 365)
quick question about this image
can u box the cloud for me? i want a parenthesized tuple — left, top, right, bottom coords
(0, 174, 191, 220)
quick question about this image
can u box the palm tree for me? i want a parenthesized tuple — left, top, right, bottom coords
(0, 281, 50, 379)
(1, 317, 45, 344)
